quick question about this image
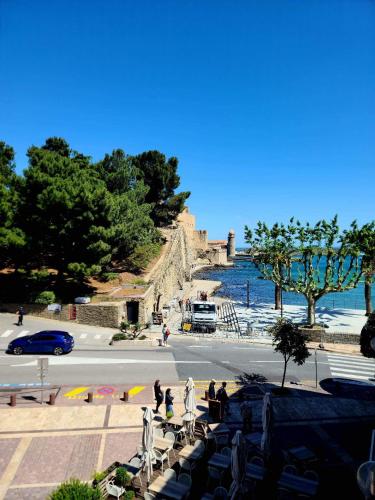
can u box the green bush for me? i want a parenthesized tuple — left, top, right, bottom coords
(124, 491, 135, 500)
(112, 333, 127, 341)
(49, 478, 102, 499)
(120, 321, 130, 333)
(115, 467, 131, 487)
(101, 272, 118, 282)
(130, 278, 147, 285)
(92, 470, 107, 483)
(29, 269, 50, 281)
(34, 291, 56, 305)
(126, 243, 161, 272)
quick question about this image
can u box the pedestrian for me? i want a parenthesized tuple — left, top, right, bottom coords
(208, 379, 216, 400)
(216, 381, 230, 420)
(16, 306, 24, 326)
(178, 299, 183, 311)
(165, 388, 174, 418)
(163, 325, 170, 346)
(154, 380, 164, 414)
(162, 323, 167, 345)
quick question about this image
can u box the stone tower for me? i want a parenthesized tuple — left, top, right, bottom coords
(227, 229, 235, 258)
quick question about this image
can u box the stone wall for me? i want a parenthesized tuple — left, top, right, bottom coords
(76, 302, 122, 328)
(0, 302, 72, 321)
(300, 327, 360, 345)
(193, 230, 208, 253)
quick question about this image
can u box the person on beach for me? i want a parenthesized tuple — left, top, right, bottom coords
(216, 381, 229, 420)
(208, 379, 216, 400)
(16, 306, 24, 326)
(154, 380, 164, 414)
(165, 388, 174, 418)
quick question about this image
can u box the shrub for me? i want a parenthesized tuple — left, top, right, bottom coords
(115, 467, 131, 487)
(92, 470, 107, 483)
(34, 291, 56, 305)
(360, 312, 375, 358)
(124, 492, 135, 500)
(49, 478, 102, 499)
(112, 333, 127, 342)
(131, 278, 147, 285)
(126, 243, 161, 272)
(120, 321, 130, 333)
(29, 269, 50, 281)
(101, 272, 118, 282)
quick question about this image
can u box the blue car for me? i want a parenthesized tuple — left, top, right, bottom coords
(7, 330, 74, 355)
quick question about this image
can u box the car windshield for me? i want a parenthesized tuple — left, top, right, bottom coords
(193, 304, 216, 313)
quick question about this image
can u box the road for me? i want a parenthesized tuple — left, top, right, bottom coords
(0, 313, 373, 387)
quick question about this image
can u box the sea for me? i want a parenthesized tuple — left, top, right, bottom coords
(194, 259, 373, 312)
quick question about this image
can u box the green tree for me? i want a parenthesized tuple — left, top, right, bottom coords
(245, 217, 363, 326)
(18, 138, 113, 278)
(96, 150, 161, 267)
(132, 150, 190, 226)
(0, 141, 25, 268)
(270, 319, 310, 388)
(344, 221, 375, 316)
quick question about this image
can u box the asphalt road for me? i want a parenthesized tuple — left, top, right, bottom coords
(0, 313, 371, 387)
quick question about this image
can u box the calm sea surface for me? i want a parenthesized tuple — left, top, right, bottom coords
(194, 259, 373, 311)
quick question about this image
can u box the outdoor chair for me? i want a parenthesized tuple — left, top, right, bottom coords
(105, 480, 125, 499)
(283, 464, 298, 475)
(207, 466, 222, 490)
(154, 427, 164, 439)
(164, 431, 177, 458)
(128, 456, 143, 487)
(213, 486, 228, 499)
(136, 444, 144, 457)
(249, 455, 264, 467)
(194, 439, 204, 448)
(164, 468, 177, 481)
(154, 448, 170, 474)
(221, 447, 232, 457)
(178, 472, 192, 489)
(303, 470, 319, 482)
(214, 433, 229, 449)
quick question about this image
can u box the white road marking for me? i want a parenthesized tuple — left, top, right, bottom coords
(12, 357, 212, 367)
(94, 335, 101, 339)
(329, 366, 374, 375)
(1, 330, 13, 337)
(16, 330, 29, 338)
(330, 372, 371, 381)
(79, 334, 87, 339)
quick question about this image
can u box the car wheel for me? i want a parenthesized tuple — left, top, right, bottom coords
(13, 346, 23, 355)
(53, 347, 64, 356)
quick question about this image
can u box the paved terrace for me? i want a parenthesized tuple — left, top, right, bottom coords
(0, 379, 375, 498)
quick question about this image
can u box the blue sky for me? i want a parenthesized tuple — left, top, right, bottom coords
(1, 0, 374, 244)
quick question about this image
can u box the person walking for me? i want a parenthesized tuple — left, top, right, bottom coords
(208, 379, 216, 400)
(154, 380, 164, 414)
(163, 325, 171, 346)
(216, 381, 229, 420)
(165, 388, 174, 418)
(16, 306, 24, 326)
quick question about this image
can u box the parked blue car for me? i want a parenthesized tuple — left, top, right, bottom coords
(7, 330, 74, 355)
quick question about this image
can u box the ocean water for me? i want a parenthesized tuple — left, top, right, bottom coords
(194, 259, 373, 311)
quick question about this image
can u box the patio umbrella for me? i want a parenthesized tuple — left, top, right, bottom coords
(260, 392, 273, 462)
(183, 377, 196, 439)
(229, 430, 247, 500)
(141, 407, 155, 482)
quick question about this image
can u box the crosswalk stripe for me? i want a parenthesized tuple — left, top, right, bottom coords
(331, 372, 372, 381)
(94, 335, 101, 339)
(330, 366, 373, 375)
(128, 386, 145, 397)
(63, 387, 89, 397)
(16, 330, 29, 338)
(1, 330, 13, 337)
(327, 354, 369, 361)
(328, 359, 375, 369)
(79, 334, 87, 339)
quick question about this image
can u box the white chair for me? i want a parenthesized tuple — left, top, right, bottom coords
(154, 427, 164, 439)
(194, 439, 204, 448)
(136, 444, 144, 457)
(129, 456, 143, 487)
(221, 447, 232, 457)
(105, 481, 125, 499)
(154, 448, 170, 474)
(164, 468, 177, 481)
(164, 431, 177, 458)
(179, 457, 196, 475)
(250, 455, 264, 467)
(178, 472, 192, 489)
(283, 464, 298, 475)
